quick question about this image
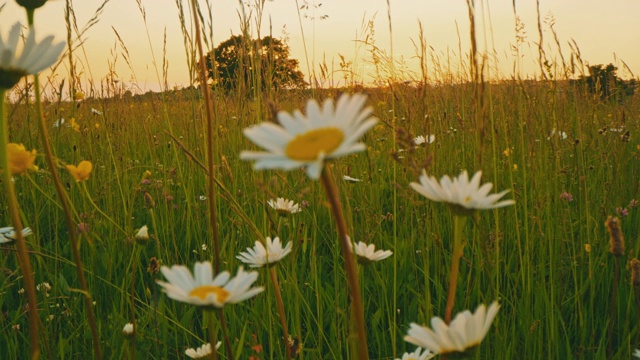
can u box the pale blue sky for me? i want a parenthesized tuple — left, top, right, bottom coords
(3, 0, 638, 92)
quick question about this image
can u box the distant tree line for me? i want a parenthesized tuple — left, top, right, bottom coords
(575, 63, 636, 101)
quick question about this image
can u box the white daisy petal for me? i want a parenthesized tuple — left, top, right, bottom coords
(0, 22, 65, 89)
(412, 169, 515, 213)
(236, 236, 293, 267)
(404, 302, 500, 355)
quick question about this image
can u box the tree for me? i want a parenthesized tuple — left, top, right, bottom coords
(579, 63, 636, 100)
(200, 35, 307, 92)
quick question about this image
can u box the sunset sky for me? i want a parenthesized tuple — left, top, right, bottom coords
(3, 0, 639, 93)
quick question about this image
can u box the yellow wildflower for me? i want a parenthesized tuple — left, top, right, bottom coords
(69, 118, 80, 132)
(7, 143, 37, 175)
(66, 160, 92, 182)
(74, 91, 85, 101)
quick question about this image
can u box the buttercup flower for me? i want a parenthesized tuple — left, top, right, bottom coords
(414, 135, 435, 146)
(236, 236, 293, 268)
(404, 302, 500, 355)
(351, 241, 393, 263)
(157, 262, 264, 308)
(66, 160, 92, 182)
(7, 143, 37, 175)
(0, 226, 33, 244)
(267, 197, 302, 216)
(411, 170, 515, 214)
(0, 22, 65, 89)
(185, 342, 221, 359)
(240, 93, 378, 179)
(396, 347, 434, 360)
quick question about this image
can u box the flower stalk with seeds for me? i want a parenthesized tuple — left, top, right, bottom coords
(606, 216, 624, 357)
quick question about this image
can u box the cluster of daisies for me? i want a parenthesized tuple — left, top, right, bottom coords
(148, 93, 513, 358)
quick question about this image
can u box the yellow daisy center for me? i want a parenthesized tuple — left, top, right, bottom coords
(189, 285, 230, 303)
(285, 127, 344, 161)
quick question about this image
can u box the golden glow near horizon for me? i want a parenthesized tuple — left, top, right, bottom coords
(2, 0, 638, 94)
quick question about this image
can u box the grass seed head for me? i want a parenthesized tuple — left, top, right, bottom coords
(606, 216, 624, 257)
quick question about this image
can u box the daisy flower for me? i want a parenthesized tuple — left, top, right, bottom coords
(351, 241, 393, 263)
(343, 175, 362, 183)
(404, 302, 500, 355)
(185, 342, 222, 359)
(236, 236, 292, 268)
(411, 170, 514, 214)
(240, 93, 378, 179)
(267, 197, 302, 216)
(396, 347, 434, 360)
(0, 22, 65, 89)
(414, 135, 435, 146)
(157, 262, 263, 308)
(0, 226, 33, 244)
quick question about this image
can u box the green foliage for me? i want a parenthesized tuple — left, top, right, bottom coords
(200, 35, 307, 93)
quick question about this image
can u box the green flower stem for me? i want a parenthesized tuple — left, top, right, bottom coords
(269, 267, 292, 360)
(81, 183, 127, 236)
(23, 6, 102, 357)
(32, 76, 102, 359)
(320, 167, 369, 360)
(188, 0, 232, 357)
(207, 310, 219, 360)
(445, 214, 467, 324)
(0, 89, 41, 359)
(128, 245, 142, 360)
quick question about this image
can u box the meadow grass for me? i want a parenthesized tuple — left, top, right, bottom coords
(1, 1, 640, 359)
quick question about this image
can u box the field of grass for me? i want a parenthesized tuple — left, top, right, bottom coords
(1, 1, 640, 359)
